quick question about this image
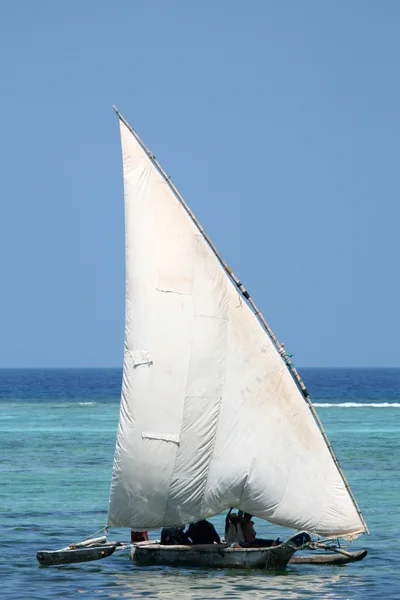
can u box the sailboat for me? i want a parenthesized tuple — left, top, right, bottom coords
(37, 107, 368, 569)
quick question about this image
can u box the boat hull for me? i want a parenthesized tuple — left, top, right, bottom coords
(132, 532, 310, 570)
(289, 549, 368, 565)
(36, 544, 117, 566)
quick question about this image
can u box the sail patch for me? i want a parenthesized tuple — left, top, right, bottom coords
(130, 349, 153, 368)
(142, 432, 180, 445)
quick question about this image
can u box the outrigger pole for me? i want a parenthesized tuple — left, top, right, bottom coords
(112, 105, 369, 536)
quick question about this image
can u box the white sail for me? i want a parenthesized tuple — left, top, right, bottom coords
(108, 117, 366, 539)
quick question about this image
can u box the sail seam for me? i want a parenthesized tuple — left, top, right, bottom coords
(162, 238, 196, 526)
(156, 288, 191, 296)
(198, 391, 224, 519)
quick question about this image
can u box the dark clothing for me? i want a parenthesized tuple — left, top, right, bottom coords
(184, 520, 221, 545)
(131, 530, 149, 542)
(161, 527, 187, 545)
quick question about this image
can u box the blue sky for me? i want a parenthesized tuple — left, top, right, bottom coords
(0, 1, 399, 367)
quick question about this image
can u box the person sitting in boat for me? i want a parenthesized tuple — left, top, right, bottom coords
(225, 508, 245, 546)
(184, 520, 221, 545)
(130, 530, 149, 542)
(239, 511, 256, 544)
(160, 526, 187, 545)
(238, 512, 280, 548)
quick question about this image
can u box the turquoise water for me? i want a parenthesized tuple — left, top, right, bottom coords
(1, 368, 399, 599)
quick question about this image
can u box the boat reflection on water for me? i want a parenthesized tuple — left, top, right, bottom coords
(110, 567, 367, 600)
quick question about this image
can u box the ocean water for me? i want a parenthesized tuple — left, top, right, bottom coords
(1, 368, 399, 599)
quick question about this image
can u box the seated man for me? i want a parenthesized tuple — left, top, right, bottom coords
(131, 530, 149, 542)
(239, 512, 256, 544)
(238, 512, 280, 548)
(225, 508, 245, 546)
(184, 520, 221, 545)
(161, 526, 187, 545)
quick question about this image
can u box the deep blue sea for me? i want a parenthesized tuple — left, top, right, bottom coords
(2, 368, 399, 599)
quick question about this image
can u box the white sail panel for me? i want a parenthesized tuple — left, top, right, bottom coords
(108, 119, 366, 539)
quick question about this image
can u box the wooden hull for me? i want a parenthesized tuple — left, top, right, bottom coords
(36, 544, 117, 566)
(289, 549, 368, 565)
(132, 532, 310, 570)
